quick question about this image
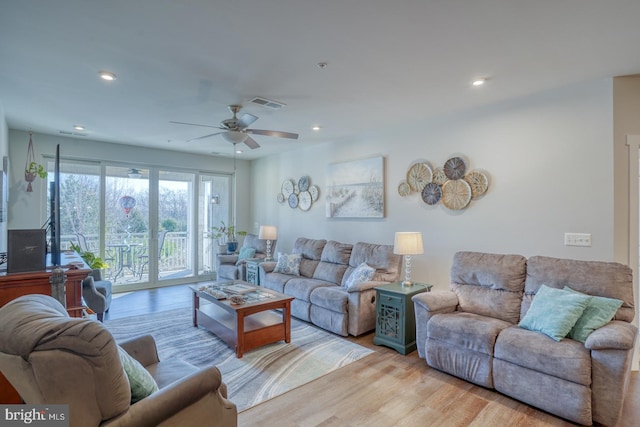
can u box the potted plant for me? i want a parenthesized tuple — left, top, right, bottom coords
(210, 221, 247, 254)
(69, 242, 110, 280)
(24, 161, 47, 192)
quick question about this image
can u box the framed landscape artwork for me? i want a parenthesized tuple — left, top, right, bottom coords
(325, 156, 384, 218)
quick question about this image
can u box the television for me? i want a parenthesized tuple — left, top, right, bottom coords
(49, 144, 61, 266)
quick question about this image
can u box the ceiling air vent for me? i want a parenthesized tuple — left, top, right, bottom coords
(59, 131, 87, 137)
(249, 97, 286, 110)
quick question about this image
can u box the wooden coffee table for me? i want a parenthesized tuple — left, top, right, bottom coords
(191, 282, 294, 358)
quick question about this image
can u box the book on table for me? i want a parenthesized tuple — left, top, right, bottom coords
(224, 283, 256, 295)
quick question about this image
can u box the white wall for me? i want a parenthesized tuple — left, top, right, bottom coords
(7, 131, 252, 233)
(251, 79, 615, 292)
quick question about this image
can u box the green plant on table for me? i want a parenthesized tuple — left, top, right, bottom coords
(69, 242, 109, 269)
(209, 220, 247, 244)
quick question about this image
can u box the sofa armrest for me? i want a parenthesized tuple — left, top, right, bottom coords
(102, 366, 236, 427)
(412, 291, 458, 359)
(345, 280, 386, 293)
(584, 320, 638, 350)
(259, 261, 277, 274)
(217, 254, 239, 265)
(412, 291, 459, 312)
(118, 335, 160, 367)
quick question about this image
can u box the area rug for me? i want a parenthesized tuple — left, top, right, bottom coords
(105, 307, 373, 411)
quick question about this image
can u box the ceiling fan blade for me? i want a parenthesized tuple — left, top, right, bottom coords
(243, 136, 260, 149)
(186, 132, 222, 143)
(170, 120, 221, 129)
(237, 113, 259, 128)
(246, 129, 299, 139)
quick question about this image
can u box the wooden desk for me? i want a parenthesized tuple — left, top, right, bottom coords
(0, 251, 91, 403)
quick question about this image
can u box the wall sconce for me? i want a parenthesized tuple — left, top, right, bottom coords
(210, 195, 220, 204)
(393, 232, 424, 286)
(258, 225, 278, 261)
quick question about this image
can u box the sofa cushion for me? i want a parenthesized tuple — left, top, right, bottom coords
(522, 256, 634, 322)
(427, 312, 512, 355)
(495, 326, 591, 386)
(237, 246, 256, 262)
(344, 263, 375, 289)
(260, 271, 293, 293)
(311, 241, 352, 284)
(274, 253, 301, 275)
(564, 286, 623, 343)
(518, 285, 591, 341)
(284, 277, 337, 302)
(450, 251, 526, 324)
(345, 242, 402, 284)
(293, 237, 326, 260)
(310, 286, 348, 313)
(320, 240, 353, 264)
(117, 345, 159, 403)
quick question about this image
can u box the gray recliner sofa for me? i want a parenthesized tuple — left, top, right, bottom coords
(413, 251, 637, 426)
(259, 237, 402, 336)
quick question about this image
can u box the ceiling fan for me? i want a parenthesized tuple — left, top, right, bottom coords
(170, 104, 299, 149)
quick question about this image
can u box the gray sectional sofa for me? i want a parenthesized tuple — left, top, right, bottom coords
(412, 251, 637, 426)
(258, 237, 402, 336)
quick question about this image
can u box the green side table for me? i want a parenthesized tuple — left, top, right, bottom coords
(245, 258, 264, 286)
(373, 282, 432, 355)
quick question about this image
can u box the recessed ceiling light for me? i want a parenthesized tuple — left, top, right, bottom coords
(472, 78, 488, 87)
(235, 149, 243, 154)
(317, 62, 328, 69)
(73, 125, 85, 131)
(312, 125, 321, 131)
(98, 70, 117, 81)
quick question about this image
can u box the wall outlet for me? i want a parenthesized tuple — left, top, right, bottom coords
(564, 233, 592, 247)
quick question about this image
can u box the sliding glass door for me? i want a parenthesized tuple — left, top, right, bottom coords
(157, 170, 195, 282)
(49, 159, 232, 290)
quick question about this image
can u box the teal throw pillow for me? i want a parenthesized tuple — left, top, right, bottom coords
(518, 285, 591, 341)
(273, 253, 301, 276)
(564, 286, 623, 342)
(345, 263, 375, 289)
(117, 345, 159, 403)
(237, 246, 256, 262)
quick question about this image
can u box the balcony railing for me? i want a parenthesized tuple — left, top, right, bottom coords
(63, 232, 191, 284)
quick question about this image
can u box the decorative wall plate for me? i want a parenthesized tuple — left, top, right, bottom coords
(309, 185, 319, 201)
(406, 163, 432, 192)
(432, 167, 448, 186)
(464, 170, 489, 198)
(288, 192, 299, 208)
(398, 181, 411, 197)
(277, 193, 285, 203)
(442, 179, 472, 210)
(299, 191, 312, 211)
(421, 183, 442, 205)
(443, 157, 466, 180)
(298, 175, 311, 192)
(281, 179, 294, 197)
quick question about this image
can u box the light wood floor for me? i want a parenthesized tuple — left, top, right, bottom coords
(109, 285, 639, 427)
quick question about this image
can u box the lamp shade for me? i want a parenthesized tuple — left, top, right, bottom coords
(259, 225, 278, 240)
(393, 232, 424, 255)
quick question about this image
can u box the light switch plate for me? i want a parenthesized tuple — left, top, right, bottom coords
(564, 233, 592, 247)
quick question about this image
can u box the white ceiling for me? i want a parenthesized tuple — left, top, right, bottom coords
(1, 1, 639, 160)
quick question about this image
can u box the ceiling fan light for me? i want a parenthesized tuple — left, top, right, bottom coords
(127, 168, 142, 179)
(221, 131, 248, 144)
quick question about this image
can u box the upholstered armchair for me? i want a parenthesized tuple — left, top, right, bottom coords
(82, 273, 112, 322)
(0, 295, 237, 427)
(216, 234, 276, 281)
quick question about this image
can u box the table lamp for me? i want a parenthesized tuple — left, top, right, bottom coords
(393, 232, 423, 286)
(259, 225, 277, 261)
